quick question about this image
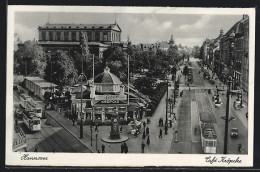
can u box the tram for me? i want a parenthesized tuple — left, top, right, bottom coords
(199, 112, 217, 154)
(25, 98, 42, 118)
(23, 111, 41, 131)
(20, 94, 31, 108)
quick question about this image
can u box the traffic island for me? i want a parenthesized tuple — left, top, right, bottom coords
(101, 135, 129, 143)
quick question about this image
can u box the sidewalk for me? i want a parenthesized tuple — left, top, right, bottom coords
(45, 92, 177, 154)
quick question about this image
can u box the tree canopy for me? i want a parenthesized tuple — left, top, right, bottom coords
(44, 50, 78, 87)
(14, 40, 47, 77)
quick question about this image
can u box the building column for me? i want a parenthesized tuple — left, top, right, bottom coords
(61, 31, 64, 41)
(68, 31, 72, 41)
(102, 107, 105, 122)
(46, 31, 49, 40)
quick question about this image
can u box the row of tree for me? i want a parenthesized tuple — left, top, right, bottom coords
(14, 33, 193, 92)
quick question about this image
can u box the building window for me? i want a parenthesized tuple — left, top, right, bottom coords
(64, 32, 69, 41)
(92, 31, 95, 41)
(72, 31, 76, 41)
(49, 32, 53, 41)
(57, 31, 61, 41)
(42, 31, 46, 40)
(104, 35, 107, 41)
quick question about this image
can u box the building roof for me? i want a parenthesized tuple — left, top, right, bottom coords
(39, 23, 122, 32)
(34, 82, 58, 88)
(25, 76, 45, 81)
(37, 41, 109, 47)
(94, 66, 121, 84)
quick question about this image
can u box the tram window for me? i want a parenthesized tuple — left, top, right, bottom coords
(206, 140, 214, 146)
(36, 109, 42, 113)
(33, 120, 40, 125)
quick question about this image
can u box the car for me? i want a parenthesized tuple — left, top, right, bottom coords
(230, 128, 238, 138)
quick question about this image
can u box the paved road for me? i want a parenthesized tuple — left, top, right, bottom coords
(13, 90, 91, 153)
(191, 58, 248, 154)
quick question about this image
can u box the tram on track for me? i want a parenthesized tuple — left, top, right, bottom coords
(25, 98, 43, 118)
(199, 112, 217, 154)
(23, 111, 41, 131)
(20, 94, 31, 108)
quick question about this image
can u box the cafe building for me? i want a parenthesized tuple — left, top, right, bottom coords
(72, 66, 147, 125)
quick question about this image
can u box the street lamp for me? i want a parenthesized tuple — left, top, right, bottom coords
(90, 125, 93, 146)
(78, 73, 87, 139)
(96, 132, 98, 151)
(224, 76, 232, 154)
(48, 50, 53, 96)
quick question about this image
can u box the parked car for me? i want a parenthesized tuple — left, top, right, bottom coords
(230, 128, 238, 138)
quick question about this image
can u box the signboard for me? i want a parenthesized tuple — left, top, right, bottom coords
(95, 94, 126, 101)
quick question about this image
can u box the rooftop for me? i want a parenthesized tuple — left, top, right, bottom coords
(94, 67, 121, 85)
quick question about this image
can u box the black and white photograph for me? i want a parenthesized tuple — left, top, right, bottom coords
(6, 6, 255, 167)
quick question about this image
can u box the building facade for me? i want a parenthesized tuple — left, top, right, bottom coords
(71, 66, 147, 125)
(18, 23, 123, 59)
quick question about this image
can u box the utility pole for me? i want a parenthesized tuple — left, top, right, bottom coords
(224, 76, 232, 154)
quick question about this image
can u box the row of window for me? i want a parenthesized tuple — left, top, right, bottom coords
(40, 31, 121, 42)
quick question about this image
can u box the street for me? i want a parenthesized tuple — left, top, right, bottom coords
(13, 90, 91, 153)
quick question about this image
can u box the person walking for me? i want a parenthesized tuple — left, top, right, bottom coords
(120, 125, 123, 133)
(141, 141, 145, 153)
(142, 131, 146, 139)
(95, 123, 99, 132)
(101, 144, 105, 153)
(146, 135, 150, 145)
(165, 125, 168, 135)
(121, 143, 124, 153)
(161, 118, 164, 126)
(173, 113, 177, 121)
(159, 129, 163, 138)
(72, 118, 75, 126)
(124, 144, 128, 154)
(143, 121, 146, 129)
(146, 126, 149, 136)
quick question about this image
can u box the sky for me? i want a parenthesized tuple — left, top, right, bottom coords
(14, 11, 243, 47)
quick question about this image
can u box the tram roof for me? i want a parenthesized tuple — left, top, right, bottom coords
(201, 123, 217, 139)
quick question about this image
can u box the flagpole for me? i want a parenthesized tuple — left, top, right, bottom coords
(128, 55, 129, 105)
(93, 54, 94, 85)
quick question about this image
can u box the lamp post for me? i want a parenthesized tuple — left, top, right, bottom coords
(165, 75, 169, 127)
(224, 76, 232, 154)
(48, 50, 53, 95)
(90, 125, 93, 146)
(78, 73, 87, 139)
(96, 132, 98, 151)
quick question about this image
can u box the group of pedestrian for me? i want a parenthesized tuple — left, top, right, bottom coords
(158, 117, 164, 127)
(121, 142, 128, 153)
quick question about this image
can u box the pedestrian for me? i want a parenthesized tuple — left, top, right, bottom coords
(121, 143, 124, 153)
(141, 141, 145, 153)
(120, 125, 123, 133)
(159, 118, 161, 127)
(34, 146, 39, 152)
(72, 118, 75, 126)
(159, 129, 163, 138)
(173, 113, 177, 120)
(146, 135, 150, 145)
(124, 144, 128, 154)
(142, 131, 146, 139)
(95, 123, 99, 132)
(161, 118, 164, 126)
(101, 144, 105, 153)
(165, 125, 168, 135)
(134, 130, 138, 137)
(147, 117, 150, 124)
(146, 127, 149, 135)
(143, 121, 146, 129)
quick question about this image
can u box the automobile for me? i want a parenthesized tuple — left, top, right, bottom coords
(230, 128, 238, 138)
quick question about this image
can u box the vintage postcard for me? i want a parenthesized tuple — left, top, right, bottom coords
(6, 6, 255, 167)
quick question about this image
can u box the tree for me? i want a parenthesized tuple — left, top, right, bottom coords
(183, 65, 189, 78)
(14, 40, 47, 77)
(44, 50, 78, 87)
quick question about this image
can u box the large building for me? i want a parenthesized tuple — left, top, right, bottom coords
(18, 22, 123, 59)
(71, 66, 148, 125)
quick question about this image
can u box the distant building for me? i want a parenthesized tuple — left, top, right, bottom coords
(18, 22, 123, 59)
